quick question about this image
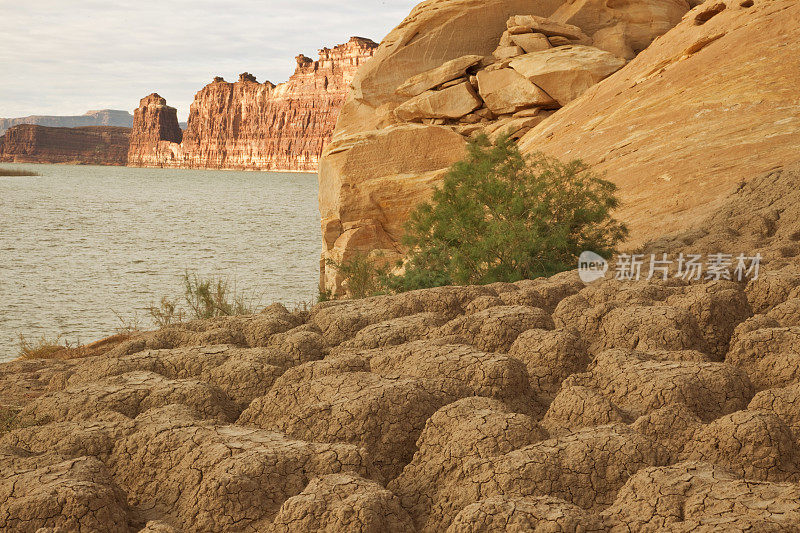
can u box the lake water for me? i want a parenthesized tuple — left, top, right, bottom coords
(0, 163, 321, 362)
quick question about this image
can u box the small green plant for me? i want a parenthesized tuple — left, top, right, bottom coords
(148, 272, 256, 327)
(386, 134, 628, 291)
(0, 167, 39, 177)
(183, 272, 253, 318)
(148, 296, 184, 328)
(326, 253, 388, 299)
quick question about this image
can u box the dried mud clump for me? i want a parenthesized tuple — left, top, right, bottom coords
(0, 453, 133, 532)
(271, 473, 415, 532)
(447, 495, 603, 533)
(602, 462, 800, 531)
(680, 409, 800, 482)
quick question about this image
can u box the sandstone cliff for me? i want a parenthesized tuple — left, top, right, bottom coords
(128, 37, 378, 171)
(126, 94, 183, 167)
(4, 162, 800, 530)
(0, 124, 130, 166)
(0, 109, 133, 136)
(318, 0, 800, 295)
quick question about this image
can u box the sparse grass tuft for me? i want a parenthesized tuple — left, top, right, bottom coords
(0, 167, 39, 176)
(17, 334, 74, 360)
(148, 271, 257, 327)
(112, 309, 143, 334)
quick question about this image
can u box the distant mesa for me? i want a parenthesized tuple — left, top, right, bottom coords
(0, 124, 130, 165)
(0, 109, 133, 136)
(127, 36, 379, 172)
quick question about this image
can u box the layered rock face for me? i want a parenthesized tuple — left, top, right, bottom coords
(0, 109, 133, 136)
(0, 124, 130, 165)
(4, 162, 800, 530)
(319, 0, 800, 294)
(128, 37, 378, 171)
(126, 94, 183, 167)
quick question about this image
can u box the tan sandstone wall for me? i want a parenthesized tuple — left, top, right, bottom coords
(318, 0, 800, 295)
(128, 37, 378, 172)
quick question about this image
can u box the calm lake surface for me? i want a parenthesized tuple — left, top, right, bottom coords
(0, 163, 320, 362)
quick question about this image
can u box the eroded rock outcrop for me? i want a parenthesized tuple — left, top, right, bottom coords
(128, 37, 377, 171)
(319, 0, 686, 294)
(0, 124, 130, 165)
(319, 0, 800, 295)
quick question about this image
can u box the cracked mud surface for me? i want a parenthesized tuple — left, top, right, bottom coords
(4, 164, 800, 531)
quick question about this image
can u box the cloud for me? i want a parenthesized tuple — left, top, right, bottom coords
(0, 0, 418, 120)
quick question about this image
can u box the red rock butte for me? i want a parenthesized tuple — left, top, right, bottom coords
(0, 124, 130, 166)
(127, 37, 379, 172)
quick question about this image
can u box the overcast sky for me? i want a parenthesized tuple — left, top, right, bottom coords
(0, 0, 419, 121)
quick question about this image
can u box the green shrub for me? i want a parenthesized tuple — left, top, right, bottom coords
(387, 134, 627, 292)
(325, 254, 388, 299)
(149, 272, 255, 327)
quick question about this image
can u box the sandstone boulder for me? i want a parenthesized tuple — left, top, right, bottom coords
(476, 68, 556, 114)
(518, 0, 800, 248)
(550, 0, 690, 59)
(396, 55, 485, 98)
(394, 81, 482, 121)
(492, 45, 525, 60)
(509, 45, 626, 105)
(506, 15, 590, 42)
(335, 0, 563, 136)
(319, 124, 467, 294)
(510, 32, 552, 53)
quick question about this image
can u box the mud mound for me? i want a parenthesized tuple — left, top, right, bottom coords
(0, 453, 133, 532)
(271, 473, 414, 532)
(603, 461, 800, 531)
(680, 409, 800, 482)
(18, 370, 239, 425)
(447, 496, 602, 533)
(108, 406, 374, 531)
